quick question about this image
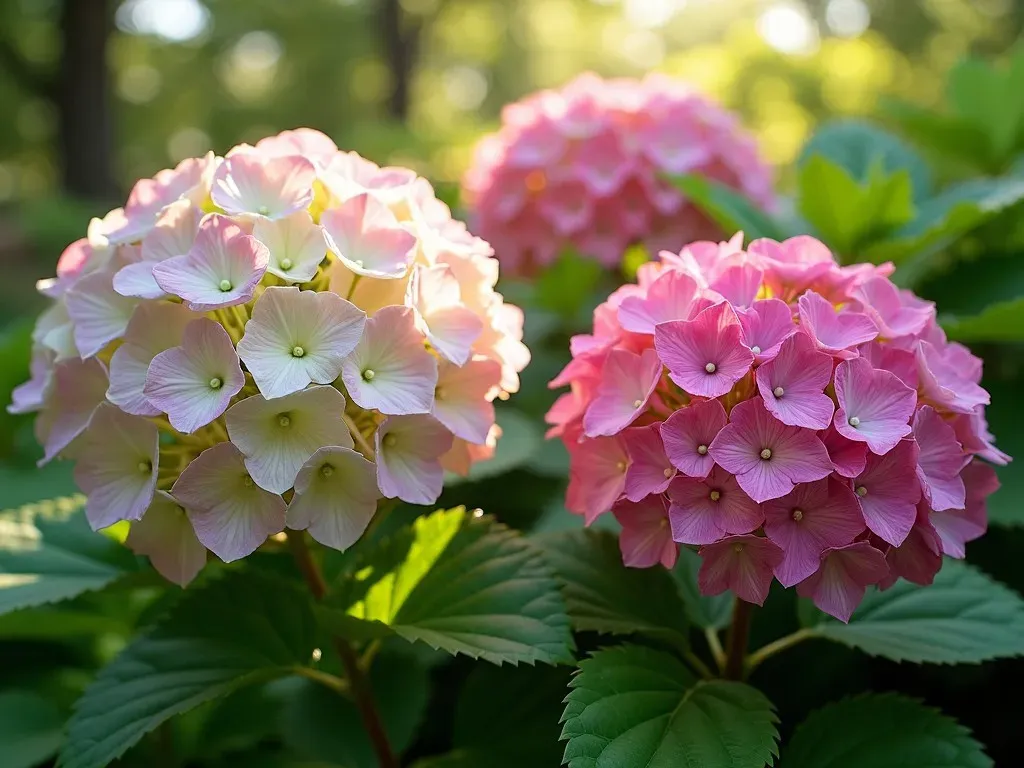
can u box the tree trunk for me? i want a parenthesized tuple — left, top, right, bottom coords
(57, 0, 117, 202)
(378, 0, 420, 122)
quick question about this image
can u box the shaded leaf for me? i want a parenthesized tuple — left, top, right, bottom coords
(941, 296, 1024, 342)
(445, 408, 543, 484)
(668, 174, 788, 241)
(673, 546, 733, 631)
(0, 690, 64, 768)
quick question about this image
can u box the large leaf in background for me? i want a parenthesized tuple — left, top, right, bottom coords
(976, 375, 1024, 527)
(0, 690, 65, 768)
(0, 496, 137, 616)
(668, 174, 789, 242)
(415, 663, 570, 768)
(783, 693, 991, 768)
(444, 407, 543, 485)
(534, 249, 606, 323)
(797, 155, 915, 256)
(673, 546, 733, 630)
(561, 645, 778, 768)
(805, 560, 1024, 663)
(941, 296, 1024, 342)
(320, 508, 574, 665)
(58, 570, 317, 768)
(947, 45, 1024, 164)
(0, 460, 78, 509)
(534, 529, 690, 648)
(798, 120, 933, 200)
(884, 100, 995, 173)
(281, 649, 429, 768)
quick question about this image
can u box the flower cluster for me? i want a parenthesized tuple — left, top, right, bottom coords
(10, 128, 528, 586)
(462, 72, 775, 273)
(546, 234, 1007, 621)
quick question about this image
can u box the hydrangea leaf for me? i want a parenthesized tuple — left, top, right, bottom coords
(0, 690, 65, 768)
(783, 693, 991, 768)
(668, 174, 789, 242)
(534, 529, 690, 648)
(561, 645, 779, 768)
(0, 496, 138, 616)
(58, 570, 317, 768)
(805, 559, 1024, 663)
(673, 546, 734, 630)
(941, 295, 1024, 342)
(320, 508, 574, 665)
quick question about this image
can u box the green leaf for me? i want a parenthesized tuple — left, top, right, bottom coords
(415, 663, 571, 768)
(534, 529, 689, 648)
(975, 374, 1024, 527)
(445, 407, 543, 484)
(884, 99, 995, 173)
(0, 496, 137, 616)
(948, 45, 1024, 163)
(798, 120, 932, 200)
(281, 649, 429, 768)
(0, 690, 65, 768)
(535, 249, 605, 321)
(58, 570, 317, 768)
(798, 155, 914, 256)
(320, 508, 574, 665)
(783, 693, 991, 768)
(561, 645, 778, 768)
(673, 546, 733, 630)
(941, 295, 1024, 342)
(668, 174, 788, 241)
(805, 559, 1024, 663)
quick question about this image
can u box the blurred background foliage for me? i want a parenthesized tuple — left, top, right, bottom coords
(4, 1, 1024, 766)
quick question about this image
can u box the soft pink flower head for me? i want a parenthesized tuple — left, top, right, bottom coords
(15, 129, 528, 584)
(547, 232, 1006, 620)
(463, 73, 775, 274)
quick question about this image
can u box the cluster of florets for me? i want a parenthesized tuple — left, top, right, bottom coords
(462, 73, 775, 273)
(10, 128, 528, 586)
(546, 234, 1007, 621)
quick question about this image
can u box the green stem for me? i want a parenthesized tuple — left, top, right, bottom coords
(286, 530, 398, 768)
(723, 597, 754, 680)
(705, 627, 726, 671)
(294, 666, 350, 697)
(745, 628, 815, 673)
(682, 650, 715, 680)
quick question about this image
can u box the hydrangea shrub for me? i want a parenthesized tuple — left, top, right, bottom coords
(547, 233, 1007, 621)
(9, 128, 529, 585)
(462, 72, 775, 272)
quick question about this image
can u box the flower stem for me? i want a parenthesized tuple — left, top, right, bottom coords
(705, 627, 726, 671)
(343, 413, 375, 459)
(745, 628, 815, 673)
(286, 529, 398, 768)
(723, 597, 754, 680)
(682, 649, 715, 680)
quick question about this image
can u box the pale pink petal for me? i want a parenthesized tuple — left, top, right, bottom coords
(145, 319, 244, 433)
(710, 262, 763, 309)
(407, 264, 483, 365)
(913, 405, 966, 511)
(930, 460, 996, 558)
(661, 398, 727, 478)
(756, 332, 835, 429)
(237, 286, 366, 399)
(698, 534, 783, 606)
(287, 446, 379, 551)
(225, 386, 352, 494)
(668, 465, 762, 546)
(65, 270, 139, 358)
(253, 210, 328, 283)
(796, 542, 888, 622)
(853, 440, 922, 546)
(255, 128, 338, 166)
(622, 424, 676, 501)
(173, 442, 287, 562)
(432, 358, 501, 444)
(341, 305, 438, 415)
(880, 504, 942, 588)
(915, 341, 989, 414)
(583, 348, 663, 437)
(211, 153, 316, 218)
(566, 435, 628, 523)
(375, 414, 454, 504)
(613, 496, 678, 569)
(798, 291, 878, 356)
(140, 200, 202, 263)
(855, 275, 933, 340)
(8, 346, 55, 415)
(42, 357, 108, 463)
(321, 193, 417, 278)
(126, 491, 207, 587)
(736, 298, 796, 363)
(73, 404, 159, 530)
(834, 357, 916, 455)
(655, 302, 753, 398)
(820, 425, 868, 478)
(112, 261, 168, 299)
(859, 341, 918, 390)
(618, 269, 700, 334)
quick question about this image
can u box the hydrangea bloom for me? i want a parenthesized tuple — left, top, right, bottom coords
(547, 233, 1008, 622)
(11, 128, 528, 584)
(462, 73, 775, 273)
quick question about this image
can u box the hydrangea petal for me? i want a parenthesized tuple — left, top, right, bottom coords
(622, 424, 675, 501)
(211, 153, 316, 219)
(612, 496, 677, 568)
(407, 264, 484, 365)
(618, 269, 700, 334)
(321, 193, 417, 278)
(834, 357, 916, 455)
(583, 348, 662, 437)
(253, 210, 327, 283)
(566, 434, 627, 523)
(756, 332, 835, 429)
(661, 398, 727, 479)
(65, 270, 139, 358)
(796, 542, 888, 622)
(736, 298, 796, 363)
(698, 534, 783, 606)
(126, 491, 207, 587)
(375, 414, 454, 504)
(668, 465, 763, 546)
(853, 440, 922, 547)
(798, 290, 878, 356)
(288, 446, 379, 551)
(432, 358, 501, 444)
(655, 301, 753, 398)
(43, 357, 108, 463)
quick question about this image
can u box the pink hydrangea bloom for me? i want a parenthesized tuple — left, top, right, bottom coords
(12, 130, 528, 585)
(463, 73, 775, 274)
(547, 233, 1007, 620)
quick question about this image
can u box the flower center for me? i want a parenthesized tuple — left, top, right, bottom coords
(258, 205, 270, 216)
(218, 279, 232, 292)
(242, 476, 254, 487)
(278, 414, 291, 428)
(697, 444, 708, 455)
(279, 257, 293, 271)
(434, 386, 445, 400)
(773, 386, 785, 398)
(291, 346, 306, 358)
(792, 508, 804, 522)
(362, 368, 376, 381)
(663, 467, 674, 478)
(856, 485, 868, 497)
(632, 398, 643, 409)
(383, 433, 398, 448)
(751, 345, 761, 354)
(320, 464, 334, 478)
(709, 489, 721, 502)
(209, 377, 222, 390)
(704, 362, 717, 374)
(616, 460, 627, 473)
(848, 416, 861, 427)
(732, 543, 743, 553)
(760, 448, 772, 460)
(137, 460, 152, 474)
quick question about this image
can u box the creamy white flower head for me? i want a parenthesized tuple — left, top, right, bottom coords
(375, 414, 454, 505)
(407, 264, 483, 366)
(341, 305, 438, 415)
(287, 445, 379, 551)
(114, 201, 202, 300)
(321, 193, 417, 279)
(237, 286, 366, 399)
(225, 385, 352, 494)
(211, 153, 316, 219)
(126, 490, 207, 587)
(144, 319, 245, 433)
(74, 403, 159, 530)
(172, 441, 287, 562)
(253, 211, 327, 283)
(432, 358, 502, 444)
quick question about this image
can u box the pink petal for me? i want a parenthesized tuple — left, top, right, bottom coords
(126, 491, 207, 587)
(432, 358, 501, 444)
(407, 264, 483, 365)
(566, 435, 628, 523)
(140, 200, 202, 263)
(853, 440, 922, 546)
(756, 332, 835, 429)
(915, 341, 989, 414)
(287, 446, 379, 551)
(618, 269, 700, 334)
(736, 298, 796, 363)
(880, 505, 942, 588)
(42, 357, 108, 463)
(113, 261, 167, 300)
(668, 465, 763, 545)
(321, 193, 417, 278)
(798, 291, 878, 356)
(796, 541, 888, 622)
(622, 424, 676, 501)
(834, 357, 916, 455)
(913, 405, 966, 511)
(698, 534, 783, 606)
(65, 270, 139, 358)
(9, 347, 55, 415)
(855, 275, 933, 340)
(613, 496, 678, 569)
(820, 425, 868, 478)
(930, 460, 995, 558)
(710, 262, 763, 309)
(376, 414, 455, 504)
(655, 302, 753, 398)
(661, 398, 727, 478)
(211, 153, 316, 219)
(583, 348, 662, 437)
(253, 210, 328, 283)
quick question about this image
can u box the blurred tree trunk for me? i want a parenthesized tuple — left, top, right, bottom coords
(56, 0, 118, 201)
(378, 0, 422, 122)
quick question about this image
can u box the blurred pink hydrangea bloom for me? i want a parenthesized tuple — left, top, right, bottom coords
(462, 73, 775, 273)
(546, 233, 1008, 622)
(12, 128, 528, 586)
